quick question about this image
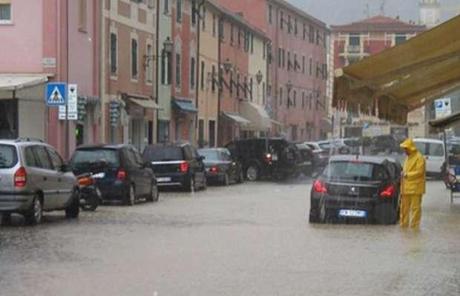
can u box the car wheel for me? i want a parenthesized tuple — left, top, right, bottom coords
(25, 195, 43, 225)
(374, 203, 397, 225)
(309, 211, 320, 223)
(237, 170, 244, 184)
(65, 189, 80, 219)
(223, 173, 230, 186)
(148, 183, 159, 202)
(125, 185, 135, 206)
(246, 164, 259, 182)
(319, 202, 327, 224)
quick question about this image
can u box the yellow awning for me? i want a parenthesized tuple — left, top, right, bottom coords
(333, 15, 460, 124)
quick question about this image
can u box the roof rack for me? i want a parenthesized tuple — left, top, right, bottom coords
(15, 137, 44, 143)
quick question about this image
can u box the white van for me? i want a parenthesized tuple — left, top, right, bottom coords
(413, 138, 446, 176)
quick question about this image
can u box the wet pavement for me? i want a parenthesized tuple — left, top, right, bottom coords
(1, 179, 460, 296)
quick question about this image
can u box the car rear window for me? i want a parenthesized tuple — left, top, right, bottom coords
(143, 147, 184, 162)
(198, 149, 220, 161)
(0, 144, 17, 169)
(318, 142, 331, 150)
(71, 149, 120, 167)
(325, 161, 387, 181)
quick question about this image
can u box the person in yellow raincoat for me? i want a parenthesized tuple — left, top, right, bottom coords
(399, 138, 426, 229)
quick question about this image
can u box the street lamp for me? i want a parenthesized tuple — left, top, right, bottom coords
(256, 70, 263, 84)
(143, 37, 174, 68)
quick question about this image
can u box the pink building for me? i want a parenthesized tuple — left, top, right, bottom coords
(0, 0, 101, 159)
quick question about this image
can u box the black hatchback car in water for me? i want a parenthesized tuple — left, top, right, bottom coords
(70, 145, 159, 205)
(309, 155, 401, 224)
(143, 143, 207, 192)
(198, 148, 244, 186)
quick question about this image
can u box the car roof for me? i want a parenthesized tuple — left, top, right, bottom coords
(145, 142, 191, 148)
(198, 148, 228, 151)
(76, 144, 128, 150)
(329, 155, 397, 165)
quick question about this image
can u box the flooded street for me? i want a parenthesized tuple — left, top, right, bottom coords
(1, 179, 460, 296)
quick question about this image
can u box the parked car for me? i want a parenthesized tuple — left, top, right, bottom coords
(309, 155, 401, 224)
(295, 143, 314, 176)
(0, 138, 79, 225)
(198, 148, 244, 185)
(413, 138, 446, 177)
(143, 143, 207, 192)
(305, 141, 330, 169)
(225, 138, 299, 181)
(70, 144, 158, 205)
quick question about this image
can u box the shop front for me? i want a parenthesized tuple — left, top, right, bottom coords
(172, 98, 197, 143)
(239, 101, 271, 138)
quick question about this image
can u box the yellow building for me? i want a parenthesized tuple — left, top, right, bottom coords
(197, 2, 219, 147)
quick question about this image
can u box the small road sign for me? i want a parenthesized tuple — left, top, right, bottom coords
(67, 84, 78, 120)
(46, 83, 67, 106)
(435, 98, 451, 119)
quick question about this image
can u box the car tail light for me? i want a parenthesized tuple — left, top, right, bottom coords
(264, 153, 272, 163)
(380, 185, 395, 198)
(116, 168, 127, 181)
(313, 180, 327, 193)
(14, 167, 27, 188)
(78, 176, 94, 187)
(179, 162, 189, 173)
(210, 166, 219, 173)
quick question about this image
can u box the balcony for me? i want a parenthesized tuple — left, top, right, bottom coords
(347, 45, 361, 53)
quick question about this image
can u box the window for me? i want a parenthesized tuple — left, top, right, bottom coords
(303, 24, 307, 40)
(238, 28, 241, 47)
(302, 92, 305, 108)
(280, 11, 283, 30)
(250, 34, 254, 54)
(262, 82, 266, 105)
(244, 76, 248, 99)
(33, 146, 53, 170)
(209, 120, 216, 147)
(176, 0, 182, 23)
(211, 65, 216, 92)
(287, 15, 291, 33)
(191, 0, 196, 25)
(164, 0, 169, 13)
(316, 61, 320, 78)
(212, 14, 216, 37)
(175, 53, 181, 87)
(200, 61, 205, 90)
(46, 148, 64, 171)
(236, 74, 240, 97)
(309, 57, 313, 76)
(230, 24, 234, 45)
(287, 51, 291, 71)
(294, 18, 298, 35)
(309, 25, 314, 43)
(349, 34, 360, 46)
(282, 49, 286, 68)
(302, 56, 305, 74)
(293, 90, 297, 107)
(131, 39, 138, 79)
(316, 29, 320, 45)
(250, 78, 253, 101)
(395, 35, 407, 45)
(219, 19, 224, 39)
(279, 87, 283, 106)
(229, 72, 233, 94)
(198, 119, 204, 146)
(268, 5, 272, 24)
(0, 145, 17, 169)
(110, 33, 117, 75)
(190, 57, 196, 89)
(146, 44, 153, 82)
(0, 2, 11, 23)
(78, 0, 87, 31)
(278, 48, 282, 68)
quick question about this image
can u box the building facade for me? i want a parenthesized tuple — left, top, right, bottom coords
(101, 0, 157, 151)
(215, 0, 330, 142)
(331, 15, 426, 138)
(0, 0, 101, 158)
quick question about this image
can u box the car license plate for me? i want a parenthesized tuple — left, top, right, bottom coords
(157, 177, 171, 183)
(338, 209, 367, 218)
(272, 154, 278, 161)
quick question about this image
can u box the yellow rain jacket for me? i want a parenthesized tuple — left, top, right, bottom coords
(400, 139, 426, 195)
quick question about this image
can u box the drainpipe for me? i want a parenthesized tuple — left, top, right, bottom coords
(155, 0, 160, 143)
(195, 0, 205, 144)
(65, 0, 70, 159)
(217, 15, 222, 145)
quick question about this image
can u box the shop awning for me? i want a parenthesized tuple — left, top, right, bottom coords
(0, 74, 48, 91)
(172, 98, 198, 113)
(270, 119, 284, 127)
(128, 98, 159, 109)
(240, 101, 271, 131)
(429, 111, 460, 129)
(333, 15, 460, 124)
(222, 112, 251, 125)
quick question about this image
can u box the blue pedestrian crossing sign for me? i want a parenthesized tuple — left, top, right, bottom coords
(45, 83, 67, 106)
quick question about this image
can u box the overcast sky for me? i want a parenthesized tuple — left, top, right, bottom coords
(286, 0, 460, 26)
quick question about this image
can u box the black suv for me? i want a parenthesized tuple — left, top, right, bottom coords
(225, 138, 300, 181)
(70, 145, 159, 205)
(143, 143, 207, 192)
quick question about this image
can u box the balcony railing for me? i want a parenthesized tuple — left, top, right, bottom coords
(347, 45, 361, 53)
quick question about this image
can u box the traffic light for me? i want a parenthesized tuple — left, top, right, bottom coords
(109, 101, 120, 127)
(77, 97, 87, 121)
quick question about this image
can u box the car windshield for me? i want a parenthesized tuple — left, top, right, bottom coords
(0, 144, 17, 169)
(144, 147, 184, 161)
(198, 149, 220, 161)
(324, 161, 383, 181)
(71, 149, 119, 167)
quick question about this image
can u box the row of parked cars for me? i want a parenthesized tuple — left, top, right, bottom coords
(0, 137, 321, 225)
